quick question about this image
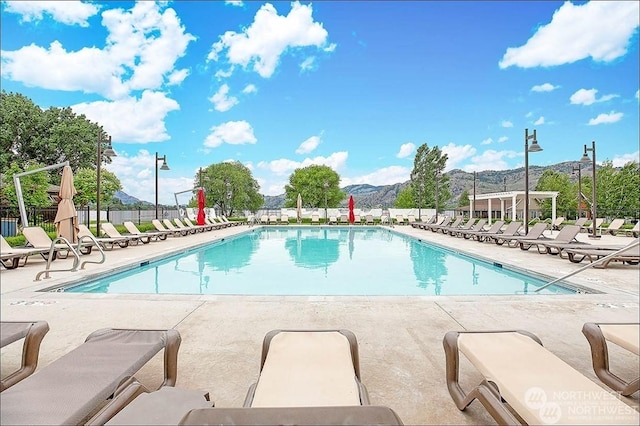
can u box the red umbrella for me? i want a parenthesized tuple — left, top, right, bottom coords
(348, 195, 355, 224)
(197, 188, 206, 226)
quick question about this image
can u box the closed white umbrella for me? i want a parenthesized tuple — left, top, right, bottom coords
(297, 193, 302, 224)
(54, 165, 78, 243)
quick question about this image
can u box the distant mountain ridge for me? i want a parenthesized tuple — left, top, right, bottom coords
(117, 161, 593, 208)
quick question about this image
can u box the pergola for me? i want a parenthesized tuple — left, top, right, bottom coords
(467, 191, 559, 225)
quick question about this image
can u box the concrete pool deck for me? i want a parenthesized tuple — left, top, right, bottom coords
(1, 223, 638, 424)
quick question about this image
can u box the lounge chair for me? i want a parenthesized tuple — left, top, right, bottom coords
(353, 214, 362, 225)
(0, 235, 50, 269)
(22, 226, 85, 258)
(210, 216, 230, 228)
(162, 219, 192, 236)
(0, 328, 181, 425)
(603, 218, 625, 235)
(623, 221, 639, 238)
(279, 215, 289, 225)
(518, 224, 581, 252)
(102, 222, 150, 244)
(152, 219, 187, 237)
(421, 216, 446, 230)
(173, 218, 200, 234)
(380, 215, 389, 225)
(465, 220, 504, 241)
(365, 215, 374, 225)
(429, 217, 457, 233)
(268, 215, 278, 225)
(574, 217, 589, 232)
(78, 224, 130, 250)
(244, 330, 370, 407)
(340, 214, 349, 225)
(563, 244, 640, 268)
(221, 215, 242, 226)
(311, 214, 320, 225)
(183, 218, 213, 232)
(494, 222, 547, 247)
(585, 217, 605, 235)
(442, 218, 475, 236)
(443, 330, 640, 425)
(178, 406, 404, 425)
(452, 219, 486, 238)
(407, 215, 416, 225)
(479, 221, 521, 243)
(124, 221, 168, 241)
(259, 215, 269, 225)
(328, 215, 338, 225)
(395, 215, 405, 225)
(0, 321, 49, 391)
(582, 322, 639, 396)
(551, 216, 565, 230)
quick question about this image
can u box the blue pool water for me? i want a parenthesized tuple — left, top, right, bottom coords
(64, 227, 574, 296)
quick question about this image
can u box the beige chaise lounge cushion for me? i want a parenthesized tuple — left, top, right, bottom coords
(458, 332, 639, 425)
(599, 324, 639, 355)
(250, 331, 361, 407)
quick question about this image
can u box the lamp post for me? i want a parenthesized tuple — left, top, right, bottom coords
(154, 152, 170, 219)
(96, 133, 116, 237)
(472, 171, 477, 219)
(225, 179, 232, 217)
(435, 171, 440, 222)
(503, 176, 507, 192)
(580, 141, 599, 238)
(323, 181, 328, 223)
(524, 128, 543, 235)
(571, 163, 582, 219)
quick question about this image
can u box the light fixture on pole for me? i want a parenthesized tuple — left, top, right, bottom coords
(435, 171, 440, 222)
(524, 128, 542, 235)
(503, 176, 507, 192)
(154, 152, 169, 219)
(571, 163, 582, 219)
(472, 171, 477, 219)
(580, 141, 599, 238)
(323, 181, 329, 222)
(96, 133, 116, 237)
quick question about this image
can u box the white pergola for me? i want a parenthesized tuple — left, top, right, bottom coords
(468, 191, 559, 225)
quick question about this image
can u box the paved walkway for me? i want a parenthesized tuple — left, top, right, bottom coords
(1, 224, 638, 424)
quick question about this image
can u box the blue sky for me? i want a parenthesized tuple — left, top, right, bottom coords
(1, 1, 638, 204)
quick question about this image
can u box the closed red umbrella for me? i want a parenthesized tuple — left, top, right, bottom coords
(197, 188, 206, 226)
(348, 195, 355, 224)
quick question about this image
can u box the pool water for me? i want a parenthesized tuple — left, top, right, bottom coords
(64, 227, 574, 296)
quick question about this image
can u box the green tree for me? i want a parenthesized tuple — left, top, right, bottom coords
(199, 161, 262, 216)
(73, 167, 122, 207)
(614, 161, 640, 218)
(0, 90, 108, 185)
(0, 162, 51, 207)
(394, 186, 415, 208)
(458, 189, 470, 207)
(593, 161, 640, 219)
(410, 143, 450, 212)
(535, 169, 576, 219)
(284, 165, 345, 208)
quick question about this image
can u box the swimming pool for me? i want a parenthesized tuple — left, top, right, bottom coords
(63, 227, 575, 296)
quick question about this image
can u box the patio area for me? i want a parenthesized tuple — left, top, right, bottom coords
(1, 224, 638, 424)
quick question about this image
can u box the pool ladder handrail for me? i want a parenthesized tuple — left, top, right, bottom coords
(34, 234, 106, 281)
(535, 239, 640, 293)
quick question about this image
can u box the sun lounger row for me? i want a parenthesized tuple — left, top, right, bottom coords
(2, 323, 636, 425)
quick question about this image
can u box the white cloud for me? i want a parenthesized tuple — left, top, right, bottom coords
(341, 166, 411, 187)
(242, 84, 257, 94)
(300, 56, 316, 72)
(531, 83, 558, 92)
(296, 136, 321, 154)
(1, 2, 195, 100)
(588, 111, 623, 125)
(501, 120, 513, 128)
(499, 1, 639, 68)
(104, 149, 193, 205)
(207, 1, 332, 78)
(498, 136, 508, 143)
(72, 91, 179, 143)
(396, 142, 416, 158)
(463, 150, 520, 172)
(611, 151, 640, 167)
(167, 69, 189, 86)
(481, 138, 493, 145)
(204, 121, 257, 148)
(3, 0, 99, 27)
(209, 84, 239, 112)
(570, 88, 618, 105)
(534, 116, 545, 125)
(441, 143, 477, 171)
(225, 1, 244, 6)
(636, 90, 639, 100)
(257, 151, 348, 176)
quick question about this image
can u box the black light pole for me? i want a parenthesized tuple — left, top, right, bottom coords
(435, 172, 440, 222)
(503, 176, 507, 192)
(154, 152, 169, 219)
(323, 181, 328, 223)
(472, 171, 477, 219)
(581, 141, 599, 238)
(524, 128, 543, 235)
(571, 163, 582, 219)
(96, 133, 115, 236)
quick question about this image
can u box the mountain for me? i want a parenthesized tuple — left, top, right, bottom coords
(113, 190, 153, 205)
(263, 161, 592, 209)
